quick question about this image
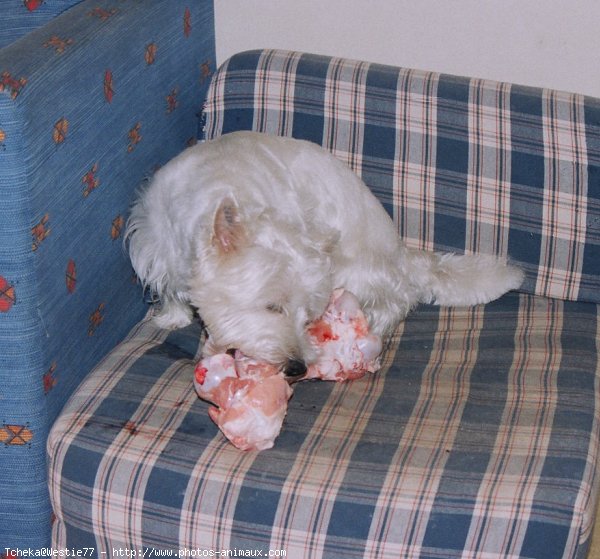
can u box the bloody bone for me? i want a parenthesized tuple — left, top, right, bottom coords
(305, 288, 382, 381)
(194, 352, 292, 451)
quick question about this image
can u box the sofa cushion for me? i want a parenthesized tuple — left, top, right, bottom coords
(48, 292, 600, 558)
(203, 49, 600, 305)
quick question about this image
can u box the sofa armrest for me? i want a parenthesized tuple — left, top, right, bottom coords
(203, 49, 600, 305)
(0, 0, 84, 49)
(0, 0, 214, 549)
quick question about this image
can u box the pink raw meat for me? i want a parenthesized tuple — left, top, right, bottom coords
(194, 351, 292, 451)
(306, 288, 382, 381)
(194, 289, 382, 451)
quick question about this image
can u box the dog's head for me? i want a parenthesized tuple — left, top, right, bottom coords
(188, 197, 334, 374)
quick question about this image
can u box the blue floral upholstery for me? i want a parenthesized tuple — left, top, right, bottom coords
(46, 50, 600, 558)
(0, 0, 215, 550)
(0, 1, 85, 49)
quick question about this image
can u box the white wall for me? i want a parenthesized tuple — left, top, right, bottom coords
(215, 0, 600, 98)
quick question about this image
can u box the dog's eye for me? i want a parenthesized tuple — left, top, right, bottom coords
(266, 303, 285, 314)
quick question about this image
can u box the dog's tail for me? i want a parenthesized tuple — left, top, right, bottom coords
(410, 250, 525, 307)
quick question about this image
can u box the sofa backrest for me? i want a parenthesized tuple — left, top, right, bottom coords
(203, 49, 600, 305)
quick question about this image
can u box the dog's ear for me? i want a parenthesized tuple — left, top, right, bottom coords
(212, 197, 246, 253)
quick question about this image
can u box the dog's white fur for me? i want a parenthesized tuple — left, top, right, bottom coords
(127, 131, 523, 367)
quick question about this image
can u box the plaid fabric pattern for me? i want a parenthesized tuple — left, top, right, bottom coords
(203, 49, 600, 304)
(48, 293, 600, 558)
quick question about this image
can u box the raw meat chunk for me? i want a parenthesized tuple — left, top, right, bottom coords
(194, 352, 292, 451)
(306, 288, 382, 381)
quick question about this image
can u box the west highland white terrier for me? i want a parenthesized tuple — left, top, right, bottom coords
(126, 131, 523, 374)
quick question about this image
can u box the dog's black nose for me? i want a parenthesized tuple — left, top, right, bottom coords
(284, 359, 307, 378)
(225, 348, 237, 357)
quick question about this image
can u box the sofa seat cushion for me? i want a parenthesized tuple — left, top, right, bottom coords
(48, 292, 600, 558)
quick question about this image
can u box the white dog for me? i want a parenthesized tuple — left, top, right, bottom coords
(126, 131, 523, 374)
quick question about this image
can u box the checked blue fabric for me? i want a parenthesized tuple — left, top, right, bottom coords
(49, 296, 600, 557)
(48, 50, 600, 558)
(204, 50, 600, 305)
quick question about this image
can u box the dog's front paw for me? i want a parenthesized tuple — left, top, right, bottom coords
(153, 302, 193, 330)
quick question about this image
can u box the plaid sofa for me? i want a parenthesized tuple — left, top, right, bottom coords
(0, 0, 215, 551)
(47, 49, 600, 558)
